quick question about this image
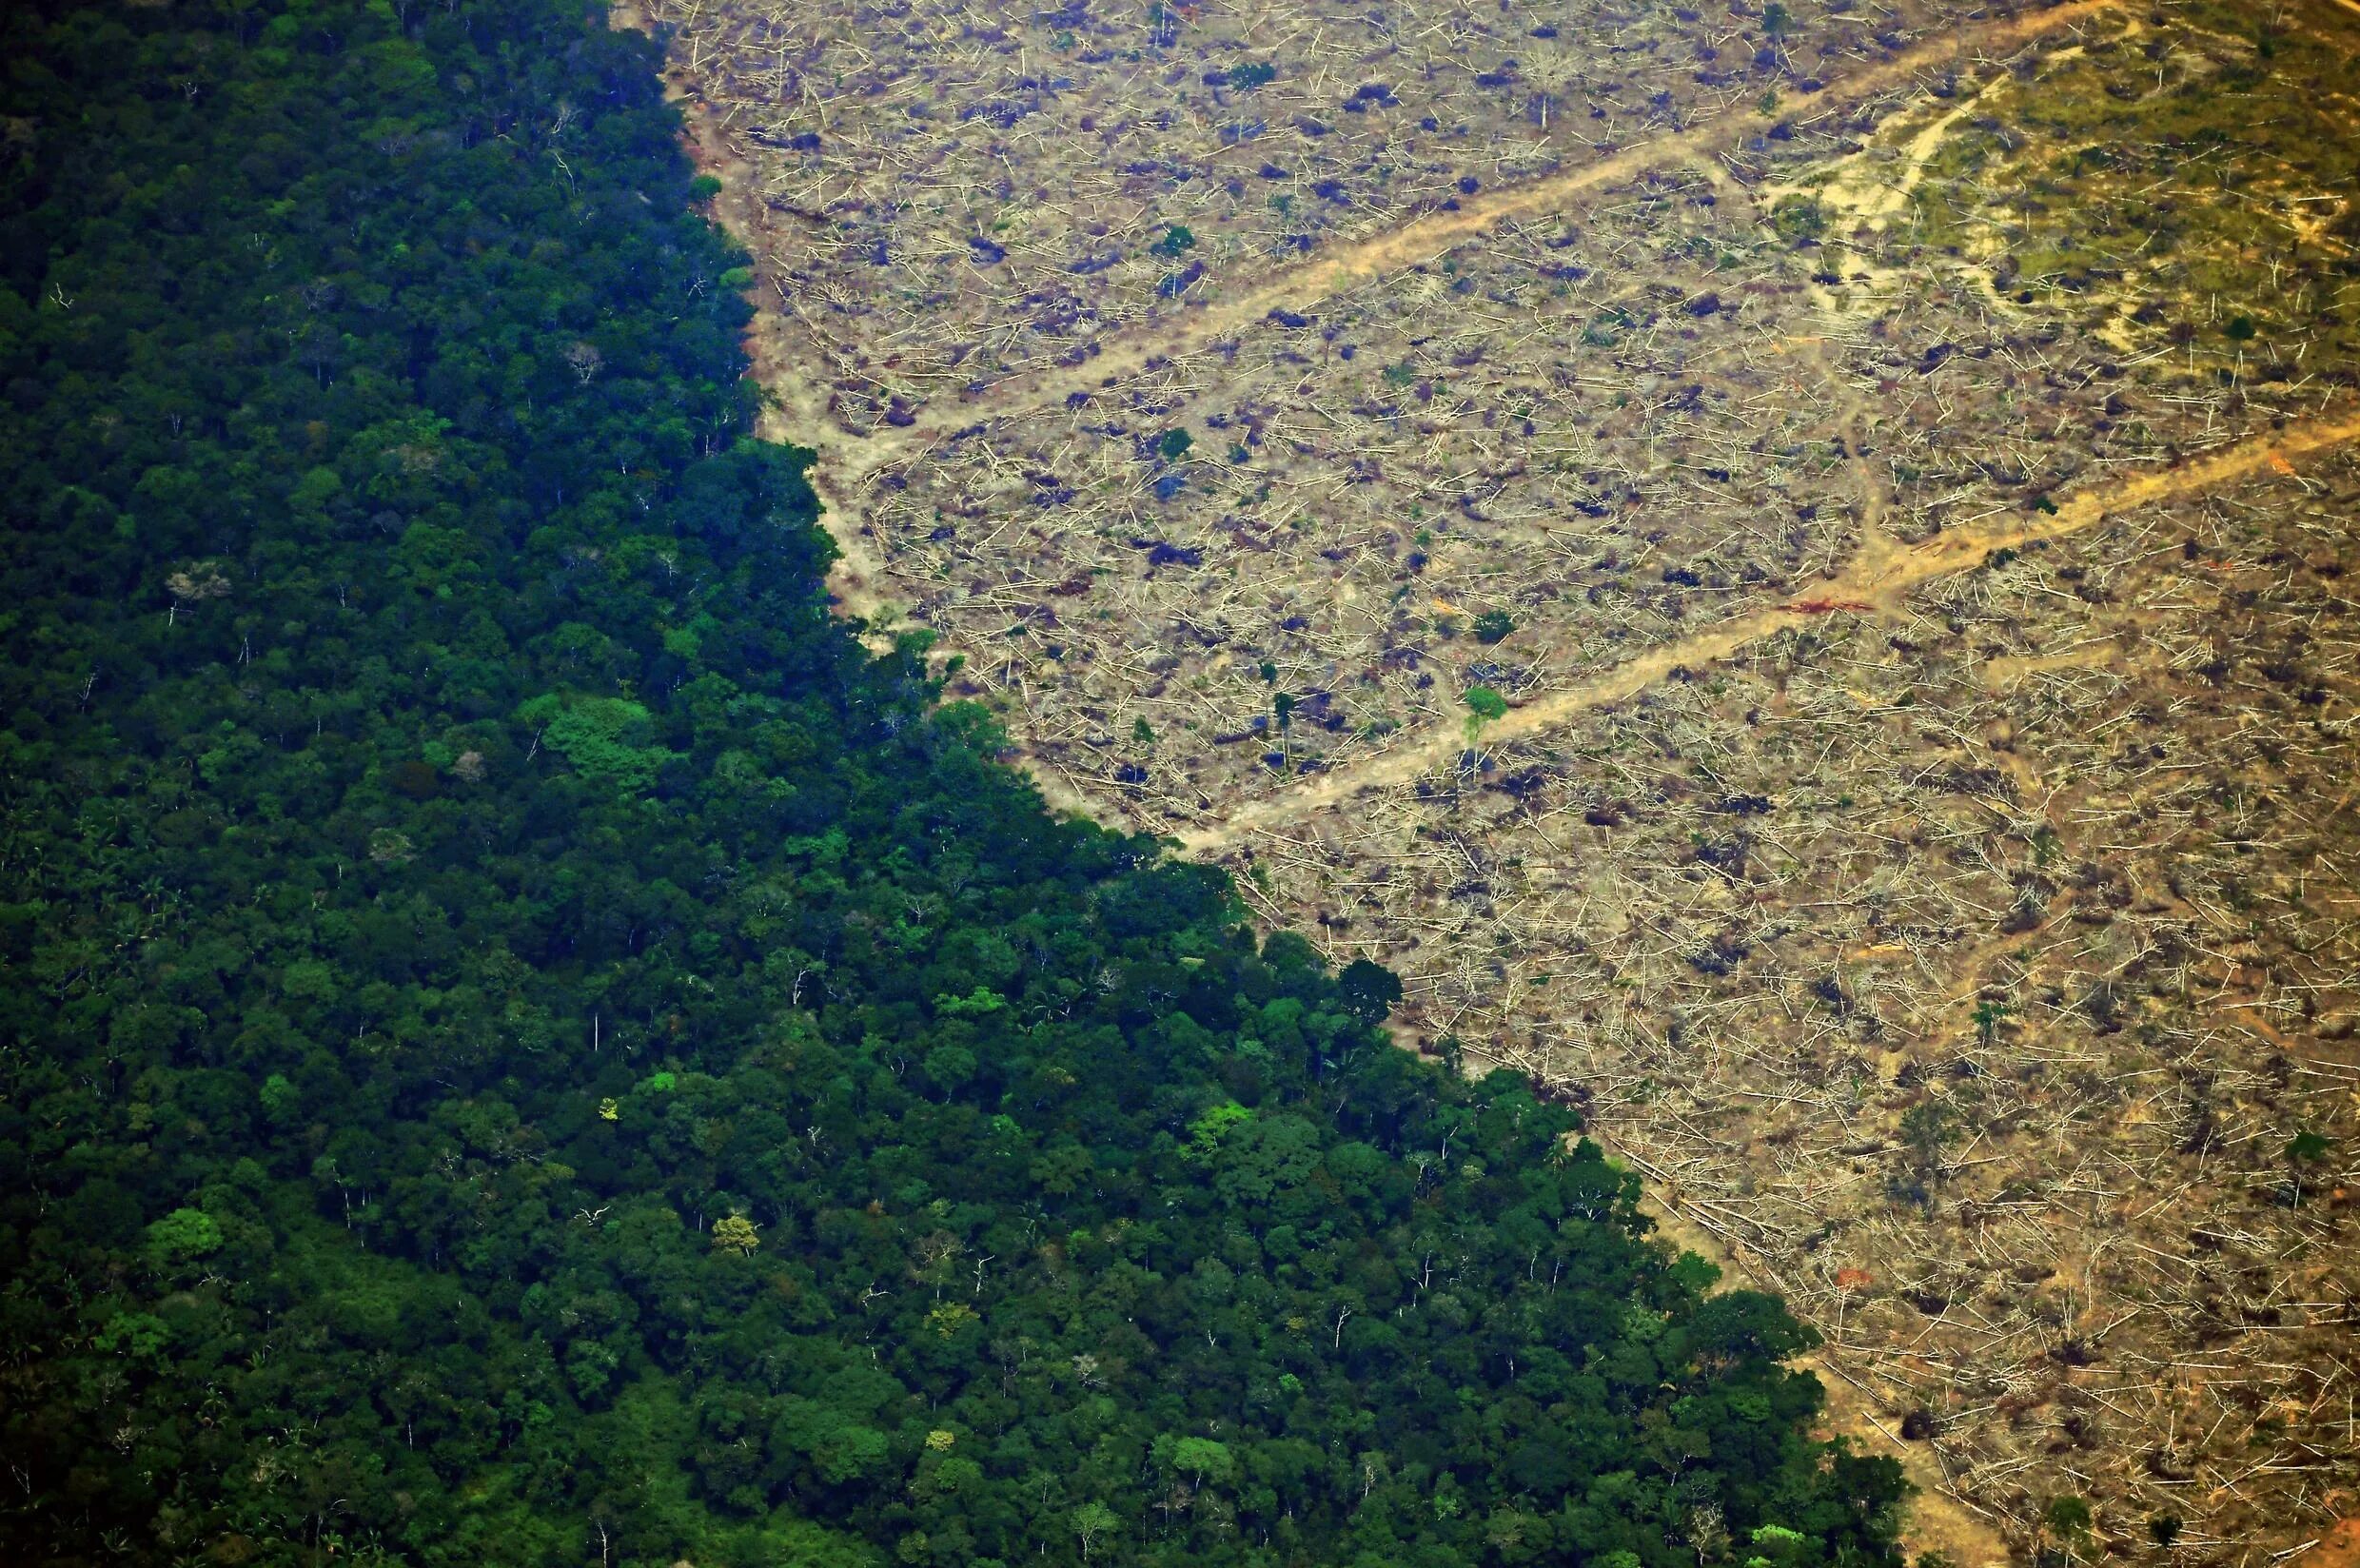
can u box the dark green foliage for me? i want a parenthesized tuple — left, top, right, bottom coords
(0, 2, 1909, 1566)
(1336, 958, 1403, 1025)
(2041, 1496, 2094, 1558)
(1472, 609, 1515, 645)
(1770, 194, 1827, 245)
(2287, 1131, 2331, 1165)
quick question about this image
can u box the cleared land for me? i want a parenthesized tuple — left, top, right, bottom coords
(636, 0, 2360, 1558)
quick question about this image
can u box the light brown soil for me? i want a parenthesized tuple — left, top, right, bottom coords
(2299, 1518, 2360, 1568)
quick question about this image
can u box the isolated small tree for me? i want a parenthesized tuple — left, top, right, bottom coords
(1156, 427, 1192, 462)
(1890, 1098, 1957, 1210)
(1899, 1100, 1956, 1175)
(2041, 1496, 2094, 1562)
(1472, 609, 1514, 644)
(1972, 998, 2010, 1049)
(1463, 684, 1508, 756)
(2287, 1129, 2332, 1202)
(1770, 194, 1826, 244)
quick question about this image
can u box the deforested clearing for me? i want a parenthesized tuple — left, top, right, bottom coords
(640, 0, 2360, 1557)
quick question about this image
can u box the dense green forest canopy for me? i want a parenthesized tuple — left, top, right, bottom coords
(0, 2, 1910, 1564)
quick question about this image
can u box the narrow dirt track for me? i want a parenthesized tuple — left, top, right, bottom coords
(631, 0, 2126, 637)
(1178, 408, 2360, 853)
(854, 0, 2125, 466)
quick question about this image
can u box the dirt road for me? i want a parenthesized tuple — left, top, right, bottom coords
(1180, 408, 2360, 853)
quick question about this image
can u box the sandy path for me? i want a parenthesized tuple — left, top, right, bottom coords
(624, 0, 2125, 647)
(855, 0, 2126, 466)
(1179, 408, 2360, 853)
